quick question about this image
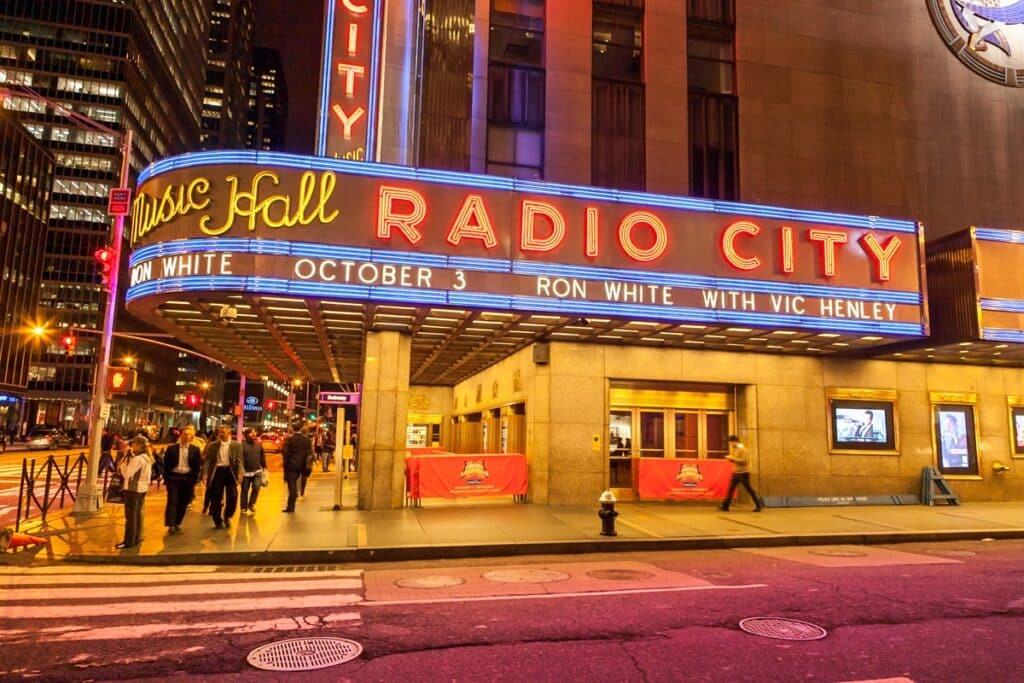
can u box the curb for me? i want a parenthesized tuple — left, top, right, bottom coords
(59, 527, 1024, 566)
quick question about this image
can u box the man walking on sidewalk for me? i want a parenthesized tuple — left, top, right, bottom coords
(720, 435, 763, 512)
(162, 425, 201, 533)
(202, 425, 244, 529)
(281, 423, 312, 512)
(240, 429, 267, 514)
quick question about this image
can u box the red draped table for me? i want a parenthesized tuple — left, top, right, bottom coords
(632, 457, 733, 501)
(405, 449, 528, 507)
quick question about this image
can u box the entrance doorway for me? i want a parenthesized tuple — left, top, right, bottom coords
(608, 383, 736, 490)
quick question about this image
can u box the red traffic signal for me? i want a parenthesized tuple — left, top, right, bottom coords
(94, 246, 114, 286)
(267, 400, 276, 410)
(185, 393, 200, 408)
(60, 332, 77, 356)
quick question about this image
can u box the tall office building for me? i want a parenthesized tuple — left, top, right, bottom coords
(246, 47, 288, 152)
(203, 0, 255, 149)
(0, 115, 53, 434)
(0, 0, 209, 428)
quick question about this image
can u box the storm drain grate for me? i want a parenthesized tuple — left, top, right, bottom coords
(585, 569, 655, 581)
(482, 568, 571, 584)
(247, 637, 362, 671)
(809, 549, 867, 557)
(395, 575, 466, 589)
(739, 617, 827, 641)
(245, 565, 340, 573)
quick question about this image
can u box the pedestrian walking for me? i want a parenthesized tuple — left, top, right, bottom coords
(162, 425, 202, 534)
(98, 427, 116, 474)
(202, 425, 244, 529)
(116, 435, 153, 550)
(322, 432, 334, 472)
(720, 435, 763, 512)
(240, 429, 267, 514)
(280, 423, 312, 512)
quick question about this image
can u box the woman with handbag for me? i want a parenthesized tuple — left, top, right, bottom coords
(116, 435, 153, 550)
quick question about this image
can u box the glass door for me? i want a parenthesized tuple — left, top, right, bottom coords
(704, 412, 730, 459)
(639, 411, 667, 458)
(674, 411, 700, 458)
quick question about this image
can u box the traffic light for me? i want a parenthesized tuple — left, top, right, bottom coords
(60, 331, 77, 356)
(308, 412, 316, 421)
(266, 400, 276, 410)
(185, 393, 200, 408)
(107, 367, 137, 393)
(93, 246, 114, 287)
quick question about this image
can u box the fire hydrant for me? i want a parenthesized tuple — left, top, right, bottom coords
(598, 489, 618, 536)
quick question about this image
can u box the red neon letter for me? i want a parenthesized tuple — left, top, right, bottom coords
(720, 221, 762, 271)
(808, 229, 848, 278)
(779, 226, 795, 274)
(618, 211, 668, 262)
(860, 234, 902, 282)
(347, 23, 359, 55)
(447, 195, 498, 249)
(585, 207, 599, 257)
(520, 200, 566, 252)
(331, 104, 366, 139)
(378, 186, 426, 245)
(342, 0, 369, 14)
(336, 63, 366, 96)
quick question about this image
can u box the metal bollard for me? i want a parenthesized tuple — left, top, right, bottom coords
(598, 489, 618, 536)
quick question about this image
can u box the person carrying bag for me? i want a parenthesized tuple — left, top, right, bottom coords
(116, 435, 153, 549)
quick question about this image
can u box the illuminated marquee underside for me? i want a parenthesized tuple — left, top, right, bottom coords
(125, 151, 930, 383)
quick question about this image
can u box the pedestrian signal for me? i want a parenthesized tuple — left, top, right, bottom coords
(107, 367, 137, 393)
(94, 247, 114, 286)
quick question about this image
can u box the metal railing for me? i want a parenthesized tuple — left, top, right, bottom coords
(14, 448, 165, 530)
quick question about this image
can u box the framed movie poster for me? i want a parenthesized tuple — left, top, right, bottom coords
(933, 404, 979, 476)
(1010, 406, 1024, 458)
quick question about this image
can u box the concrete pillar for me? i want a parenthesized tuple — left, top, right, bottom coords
(358, 331, 411, 510)
(645, 0, 689, 194)
(377, 0, 419, 165)
(545, 1, 592, 184)
(469, 0, 491, 174)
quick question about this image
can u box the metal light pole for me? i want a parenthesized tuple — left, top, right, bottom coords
(75, 128, 132, 513)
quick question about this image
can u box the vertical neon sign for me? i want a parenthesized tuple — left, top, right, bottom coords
(316, 0, 383, 160)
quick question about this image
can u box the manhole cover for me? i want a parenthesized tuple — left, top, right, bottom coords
(585, 569, 655, 581)
(482, 568, 571, 584)
(927, 549, 976, 557)
(395, 575, 466, 589)
(809, 549, 867, 557)
(739, 617, 827, 641)
(247, 638, 362, 671)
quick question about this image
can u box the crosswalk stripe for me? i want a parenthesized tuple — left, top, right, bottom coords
(0, 610, 362, 644)
(2, 592, 362, 619)
(0, 567, 363, 579)
(4, 578, 362, 600)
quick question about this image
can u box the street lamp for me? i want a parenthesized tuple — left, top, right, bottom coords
(1, 82, 134, 514)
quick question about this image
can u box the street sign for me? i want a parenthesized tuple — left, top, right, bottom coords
(318, 391, 360, 405)
(107, 367, 137, 393)
(108, 188, 131, 216)
(286, 393, 296, 411)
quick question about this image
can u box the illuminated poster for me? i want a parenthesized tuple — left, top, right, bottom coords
(317, 0, 383, 160)
(1012, 407, 1024, 456)
(829, 399, 897, 453)
(934, 404, 978, 475)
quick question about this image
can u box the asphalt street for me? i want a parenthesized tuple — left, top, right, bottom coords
(2, 539, 1022, 682)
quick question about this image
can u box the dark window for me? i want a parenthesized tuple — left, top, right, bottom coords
(592, 3, 644, 190)
(687, 0, 734, 25)
(688, 93, 737, 201)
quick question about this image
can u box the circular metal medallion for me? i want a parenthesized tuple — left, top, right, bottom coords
(482, 568, 571, 584)
(585, 569, 655, 581)
(247, 637, 362, 671)
(739, 617, 827, 641)
(395, 575, 466, 589)
(926, 0, 1024, 87)
(809, 549, 868, 557)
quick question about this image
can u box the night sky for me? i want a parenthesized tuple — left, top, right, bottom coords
(255, 0, 324, 155)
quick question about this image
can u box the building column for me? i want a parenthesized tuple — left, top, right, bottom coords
(358, 330, 411, 510)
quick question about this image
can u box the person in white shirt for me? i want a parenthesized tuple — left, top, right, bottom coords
(720, 435, 763, 513)
(202, 425, 244, 529)
(116, 435, 153, 549)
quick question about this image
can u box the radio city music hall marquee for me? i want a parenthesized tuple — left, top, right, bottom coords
(126, 152, 927, 338)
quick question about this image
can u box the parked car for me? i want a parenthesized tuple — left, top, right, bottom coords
(260, 431, 283, 452)
(26, 426, 72, 451)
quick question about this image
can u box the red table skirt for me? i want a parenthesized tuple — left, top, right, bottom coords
(406, 452, 527, 500)
(633, 457, 733, 501)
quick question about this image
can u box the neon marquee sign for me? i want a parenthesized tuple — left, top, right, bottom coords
(316, 0, 383, 160)
(127, 151, 928, 338)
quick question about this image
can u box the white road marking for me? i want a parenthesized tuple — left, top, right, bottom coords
(0, 612, 362, 644)
(0, 567, 363, 580)
(363, 582, 768, 607)
(2, 592, 362, 619)
(4, 577, 362, 600)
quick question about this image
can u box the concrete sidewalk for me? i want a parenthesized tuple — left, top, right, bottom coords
(10, 468, 1024, 565)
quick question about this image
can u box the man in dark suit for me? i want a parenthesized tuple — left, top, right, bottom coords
(162, 425, 202, 534)
(202, 425, 244, 529)
(281, 423, 312, 512)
